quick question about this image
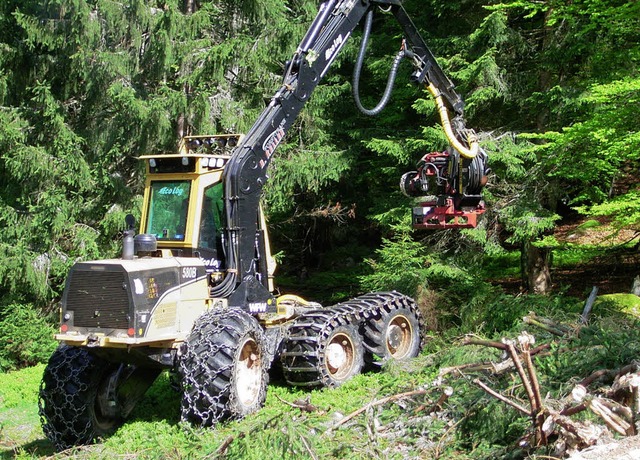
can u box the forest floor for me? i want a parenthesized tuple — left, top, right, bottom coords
(496, 214, 639, 297)
(2, 217, 639, 460)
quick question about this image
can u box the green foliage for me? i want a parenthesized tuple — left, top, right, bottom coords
(360, 232, 430, 296)
(579, 190, 640, 231)
(536, 320, 640, 390)
(0, 0, 316, 304)
(459, 398, 529, 453)
(0, 303, 57, 372)
(0, 364, 43, 407)
(525, 77, 640, 205)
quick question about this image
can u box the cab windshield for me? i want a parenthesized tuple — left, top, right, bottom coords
(147, 181, 191, 240)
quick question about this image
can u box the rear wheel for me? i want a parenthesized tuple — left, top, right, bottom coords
(39, 345, 122, 450)
(322, 324, 364, 386)
(281, 313, 364, 388)
(179, 309, 268, 426)
(363, 303, 421, 366)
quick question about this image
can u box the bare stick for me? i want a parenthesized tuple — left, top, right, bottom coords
(580, 363, 638, 389)
(473, 378, 530, 416)
(462, 336, 507, 350)
(522, 347, 547, 444)
(580, 286, 598, 324)
(415, 387, 453, 414)
(275, 394, 318, 413)
(523, 316, 565, 336)
(632, 382, 640, 435)
(523, 352, 543, 412)
(328, 389, 427, 432)
(300, 435, 319, 460)
(528, 313, 572, 333)
(589, 399, 633, 436)
(506, 342, 538, 413)
(216, 432, 246, 456)
(560, 402, 587, 417)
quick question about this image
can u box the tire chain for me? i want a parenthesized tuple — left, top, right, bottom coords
(280, 291, 420, 387)
(38, 345, 106, 450)
(178, 308, 265, 427)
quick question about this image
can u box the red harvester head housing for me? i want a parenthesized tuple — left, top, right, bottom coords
(400, 149, 489, 230)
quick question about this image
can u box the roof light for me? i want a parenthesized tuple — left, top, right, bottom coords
(182, 157, 189, 166)
(216, 158, 225, 168)
(149, 158, 156, 168)
(201, 158, 209, 167)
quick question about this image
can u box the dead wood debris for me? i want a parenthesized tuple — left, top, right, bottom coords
(275, 394, 321, 413)
(457, 292, 640, 457)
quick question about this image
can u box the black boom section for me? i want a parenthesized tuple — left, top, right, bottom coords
(223, 0, 372, 307)
(222, 0, 470, 308)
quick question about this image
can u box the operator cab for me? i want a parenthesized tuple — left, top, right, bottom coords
(139, 135, 238, 279)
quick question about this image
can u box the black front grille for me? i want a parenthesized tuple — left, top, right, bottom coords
(65, 269, 130, 329)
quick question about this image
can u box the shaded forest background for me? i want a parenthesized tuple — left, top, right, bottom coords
(0, 0, 638, 368)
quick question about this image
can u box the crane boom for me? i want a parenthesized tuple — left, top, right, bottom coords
(222, 0, 485, 308)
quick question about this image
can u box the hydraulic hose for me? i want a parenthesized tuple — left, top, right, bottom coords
(353, 9, 409, 116)
(427, 82, 479, 159)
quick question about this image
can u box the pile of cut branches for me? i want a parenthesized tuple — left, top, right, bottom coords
(446, 297, 640, 458)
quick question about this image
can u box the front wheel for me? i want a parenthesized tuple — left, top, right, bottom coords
(179, 309, 268, 427)
(39, 345, 122, 450)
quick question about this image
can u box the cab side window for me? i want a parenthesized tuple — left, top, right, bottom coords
(198, 183, 224, 251)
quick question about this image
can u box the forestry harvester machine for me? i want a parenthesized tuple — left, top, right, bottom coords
(39, 0, 489, 450)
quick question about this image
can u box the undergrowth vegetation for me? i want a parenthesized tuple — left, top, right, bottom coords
(2, 287, 640, 459)
(0, 303, 57, 372)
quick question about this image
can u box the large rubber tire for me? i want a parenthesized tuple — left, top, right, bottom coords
(179, 309, 268, 427)
(281, 313, 365, 388)
(363, 300, 421, 366)
(39, 345, 123, 450)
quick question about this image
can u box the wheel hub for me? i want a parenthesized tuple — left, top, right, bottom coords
(325, 333, 355, 378)
(387, 324, 403, 349)
(386, 315, 412, 357)
(326, 342, 347, 369)
(235, 338, 262, 408)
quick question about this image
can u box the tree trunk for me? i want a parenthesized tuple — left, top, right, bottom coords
(521, 241, 552, 294)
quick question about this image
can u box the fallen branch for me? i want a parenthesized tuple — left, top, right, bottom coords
(505, 341, 538, 415)
(439, 359, 515, 377)
(415, 387, 453, 414)
(520, 334, 547, 444)
(454, 339, 554, 377)
(572, 385, 634, 436)
(472, 378, 530, 416)
(580, 286, 599, 324)
(552, 414, 603, 448)
(523, 315, 566, 336)
(462, 336, 507, 350)
(216, 432, 245, 457)
(579, 363, 639, 390)
(300, 435, 318, 460)
(275, 394, 319, 413)
(327, 389, 427, 432)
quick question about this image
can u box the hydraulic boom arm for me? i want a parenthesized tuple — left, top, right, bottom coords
(219, 0, 485, 308)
